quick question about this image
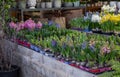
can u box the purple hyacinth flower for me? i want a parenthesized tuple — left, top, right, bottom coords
(51, 40, 57, 47)
(89, 45, 95, 52)
(48, 20, 54, 26)
(81, 42, 87, 49)
(56, 23, 60, 28)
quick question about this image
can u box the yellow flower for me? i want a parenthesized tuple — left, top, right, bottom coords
(100, 14, 120, 24)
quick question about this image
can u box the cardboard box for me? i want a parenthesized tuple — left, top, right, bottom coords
(52, 17, 66, 28)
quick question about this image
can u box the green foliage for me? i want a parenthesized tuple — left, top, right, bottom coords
(70, 17, 90, 29)
(100, 20, 115, 32)
(0, 0, 16, 36)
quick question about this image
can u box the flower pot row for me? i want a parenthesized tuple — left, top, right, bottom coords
(36, 1, 80, 8)
(12, 38, 113, 74)
(18, 0, 80, 9)
(8, 20, 118, 75)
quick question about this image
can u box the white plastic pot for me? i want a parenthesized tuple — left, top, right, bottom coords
(64, 2, 73, 7)
(27, 0, 36, 9)
(18, 1, 26, 9)
(36, 2, 40, 8)
(73, 1, 80, 7)
(41, 2, 45, 8)
(54, 0, 61, 8)
(46, 2, 52, 8)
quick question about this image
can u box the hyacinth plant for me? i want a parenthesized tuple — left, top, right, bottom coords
(70, 17, 90, 30)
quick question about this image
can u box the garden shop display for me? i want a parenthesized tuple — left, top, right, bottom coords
(7, 18, 120, 74)
(70, 3, 120, 35)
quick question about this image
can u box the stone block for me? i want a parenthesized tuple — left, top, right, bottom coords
(30, 51, 43, 63)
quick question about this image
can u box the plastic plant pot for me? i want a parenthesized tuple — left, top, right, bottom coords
(30, 44, 35, 50)
(40, 50, 45, 55)
(99, 67, 106, 72)
(70, 61, 77, 67)
(64, 59, 71, 65)
(0, 65, 20, 77)
(89, 69, 100, 74)
(79, 65, 85, 70)
(59, 58, 65, 62)
(105, 67, 112, 71)
(84, 67, 90, 71)
(34, 46, 40, 52)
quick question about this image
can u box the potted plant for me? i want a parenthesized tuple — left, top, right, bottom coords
(18, 0, 26, 9)
(63, 0, 73, 7)
(100, 20, 115, 35)
(45, 0, 53, 8)
(40, 0, 46, 8)
(90, 14, 102, 33)
(80, 1, 86, 6)
(27, 0, 37, 9)
(73, 0, 80, 7)
(53, 0, 62, 8)
(0, 1, 20, 77)
(70, 17, 91, 32)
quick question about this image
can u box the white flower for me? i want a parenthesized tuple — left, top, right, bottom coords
(109, 4, 116, 12)
(91, 14, 101, 22)
(109, 7, 116, 12)
(101, 5, 110, 12)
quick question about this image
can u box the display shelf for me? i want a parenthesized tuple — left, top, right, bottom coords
(19, 6, 85, 11)
(11, 6, 85, 21)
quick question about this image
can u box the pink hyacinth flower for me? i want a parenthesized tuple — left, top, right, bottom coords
(36, 21, 42, 29)
(24, 18, 35, 30)
(9, 21, 17, 29)
(102, 47, 111, 54)
(19, 21, 25, 29)
(17, 21, 25, 31)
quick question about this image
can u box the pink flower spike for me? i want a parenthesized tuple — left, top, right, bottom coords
(24, 18, 36, 30)
(19, 21, 25, 29)
(17, 21, 25, 31)
(36, 21, 42, 29)
(9, 21, 17, 29)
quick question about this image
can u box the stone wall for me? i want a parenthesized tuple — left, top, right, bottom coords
(1, 40, 100, 77)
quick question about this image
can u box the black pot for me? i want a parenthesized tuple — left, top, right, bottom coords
(92, 29, 102, 34)
(101, 31, 114, 35)
(0, 65, 20, 77)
